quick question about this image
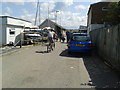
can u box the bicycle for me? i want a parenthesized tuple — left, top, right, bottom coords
(47, 40, 55, 53)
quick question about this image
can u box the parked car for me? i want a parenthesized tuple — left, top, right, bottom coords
(67, 33, 92, 54)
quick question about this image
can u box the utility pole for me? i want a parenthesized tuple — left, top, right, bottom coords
(47, 4, 50, 27)
(48, 5, 49, 20)
(34, 0, 39, 26)
(34, 0, 41, 26)
(55, 10, 59, 24)
(38, 1, 41, 25)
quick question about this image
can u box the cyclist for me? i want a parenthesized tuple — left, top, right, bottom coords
(48, 29, 55, 48)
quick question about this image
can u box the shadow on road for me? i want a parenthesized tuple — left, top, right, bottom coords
(59, 49, 120, 88)
(35, 51, 48, 54)
(82, 56, 120, 88)
(59, 49, 91, 58)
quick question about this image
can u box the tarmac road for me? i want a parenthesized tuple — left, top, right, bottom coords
(2, 42, 120, 88)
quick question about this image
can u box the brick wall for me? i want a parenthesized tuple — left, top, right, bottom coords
(91, 2, 110, 24)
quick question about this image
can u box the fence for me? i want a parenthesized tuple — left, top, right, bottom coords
(90, 25, 120, 71)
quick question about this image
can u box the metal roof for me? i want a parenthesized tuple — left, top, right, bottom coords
(39, 19, 66, 30)
(0, 16, 31, 23)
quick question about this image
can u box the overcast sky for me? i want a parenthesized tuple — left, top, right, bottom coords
(1, 0, 118, 29)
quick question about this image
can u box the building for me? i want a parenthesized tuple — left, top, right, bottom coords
(87, 2, 110, 32)
(39, 19, 65, 31)
(79, 25, 88, 33)
(0, 16, 32, 45)
(39, 19, 66, 37)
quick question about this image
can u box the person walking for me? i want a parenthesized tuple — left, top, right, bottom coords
(66, 31, 71, 43)
(61, 34, 65, 43)
(53, 31, 58, 42)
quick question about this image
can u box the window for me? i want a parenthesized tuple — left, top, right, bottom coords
(102, 7, 108, 11)
(9, 28, 15, 35)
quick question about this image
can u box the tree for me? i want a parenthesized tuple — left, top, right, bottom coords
(104, 2, 120, 25)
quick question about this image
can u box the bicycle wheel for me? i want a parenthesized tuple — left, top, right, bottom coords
(47, 45, 50, 53)
(47, 45, 49, 53)
(53, 42, 55, 48)
(50, 44, 53, 51)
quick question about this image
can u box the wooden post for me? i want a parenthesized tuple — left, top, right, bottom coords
(20, 39, 22, 48)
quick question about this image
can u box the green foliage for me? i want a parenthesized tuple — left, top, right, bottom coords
(104, 2, 120, 25)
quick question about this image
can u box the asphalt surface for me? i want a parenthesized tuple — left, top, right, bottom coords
(0, 45, 30, 55)
(1, 46, 16, 54)
(2, 42, 120, 88)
